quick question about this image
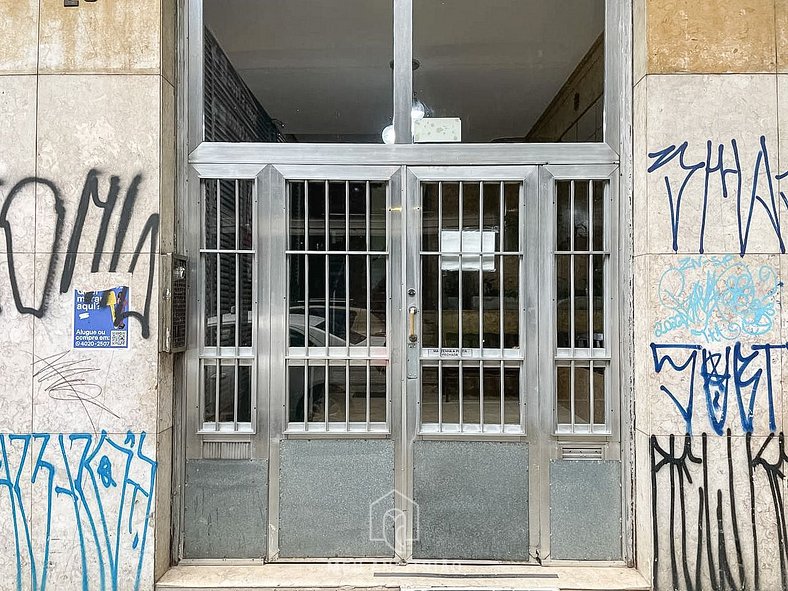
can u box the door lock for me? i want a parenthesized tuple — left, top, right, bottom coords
(408, 306, 418, 343)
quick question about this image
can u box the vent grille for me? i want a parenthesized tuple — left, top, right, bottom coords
(560, 445, 604, 460)
(171, 256, 188, 352)
(202, 440, 251, 460)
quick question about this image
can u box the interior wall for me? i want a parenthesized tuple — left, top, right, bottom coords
(633, 1, 788, 589)
(525, 35, 604, 143)
(0, 1, 176, 589)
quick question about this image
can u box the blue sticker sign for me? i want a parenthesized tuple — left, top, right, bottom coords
(73, 286, 130, 349)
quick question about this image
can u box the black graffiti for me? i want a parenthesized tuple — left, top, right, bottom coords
(0, 170, 159, 338)
(651, 430, 788, 591)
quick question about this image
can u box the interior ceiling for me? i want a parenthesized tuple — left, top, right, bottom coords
(204, 0, 604, 142)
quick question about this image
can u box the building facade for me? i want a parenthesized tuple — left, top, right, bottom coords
(0, 1, 785, 590)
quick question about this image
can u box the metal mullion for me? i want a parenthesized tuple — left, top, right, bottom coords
(366, 361, 371, 429)
(588, 181, 594, 354)
(345, 181, 350, 358)
(325, 358, 329, 429)
(366, 181, 371, 356)
(214, 358, 220, 431)
(438, 182, 443, 350)
(234, 180, 240, 429)
(459, 359, 464, 430)
(345, 361, 350, 429)
(499, 359, 504, 430)
(499, 179, 504, 357)
(479, 182, 484, 429)
(458, 182, 463, 352)
(570, 359, 576, 432)
(590, 358, 595, 432)
(569, 181, 575, 350)
(303, 364, 309, 430)
(438, 360, 443, 430)
(325, 181, 330, 353)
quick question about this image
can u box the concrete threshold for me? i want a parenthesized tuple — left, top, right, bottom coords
(156, 562, 650, 591)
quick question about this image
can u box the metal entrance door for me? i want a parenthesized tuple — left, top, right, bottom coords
(184, 162, 623, 564)
(401, 167, 538, 561)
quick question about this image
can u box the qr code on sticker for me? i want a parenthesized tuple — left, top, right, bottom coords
(110, 330, 127, 348)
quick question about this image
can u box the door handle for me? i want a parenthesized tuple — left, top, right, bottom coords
(408, 306, 418, 343)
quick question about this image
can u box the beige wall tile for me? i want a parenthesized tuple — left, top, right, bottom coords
(36, 75, 161, 256)
(39, 0, 161, 74)
(154, 426, 173, 581)
(644, 74, 779, 255)
(0, 0, 38, 74)
(0, 75, 38, 254)
(777, 0, 788, 72)
(161, 0, 177, 86)
(647, 0, 777, 73)
(633, 0, 647, 85)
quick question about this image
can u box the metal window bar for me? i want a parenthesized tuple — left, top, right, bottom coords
(198, 177, 256, 433)
(285, 179, 389, 433)
(420, 180, 524, 435)
(554, 179, 610, 435)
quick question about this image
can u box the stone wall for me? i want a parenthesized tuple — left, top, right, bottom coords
(633, 1, 788, 588)
(0, 1, 176, 589)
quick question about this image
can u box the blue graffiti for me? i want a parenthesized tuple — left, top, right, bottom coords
(651, 342, 780, 435)
(654, 255, 781, 342)
(648, 135, 788, 255)
(0, 431, 156, 591)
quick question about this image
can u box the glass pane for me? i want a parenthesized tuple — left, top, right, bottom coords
(574, 254, 589, 348)
(204, 179, 217, 249)
(219, 180, 236, 250)
(370, 255, 387, 346)
(328, 182, 346, 251)
(556, 254, 571, 347)
(462, 264, 480, 349)
(328, 255, 347, 344)
(482, 255, 501, 348)
(348, 182, 367, 251)
(442, 365, 460, 423)
(308, 181, 326, 250)
(413, 0, 604, 143)
(204, 0, 393, 143)
(307, 365, 326, 422)
(239, 253, 253, 347)
(593, 366, 606, 426)
(204, 254, 217, 347)
(240, 179, 254, 250)
(462, 365, 480, 424)
(204, 363, 217, 423)
(288, 365, 305, 422)
(556, 181, 571, 251)
(348, 255, 368, 344)
(422, 255, 439, 348)
(575, 365, 590, 425)
(369, 363, 387, 421)
(308, 255, 326, 347)
(502, 256, 519, 348)
(289, 254, 305, 346)
(503, 367, 520, 425)
(442, 183, 460, 231)
(422, 183, 439, 252)
(503, 183, 519, 251)
(462, 182, 480, 234)
(328, 364, 347, 422)
(290, 182, 306, 250)
(422, 366, 439, 423)
(218, 364, 235, 422)
(556, 365, 571, 425)
(219, 253, 236, 347)
(442, 265, 459, 348)
(348, 364, 368, 422)
(238, 365, 252, 422)
(593, 254, 605, 348)
(482, 365, 501, 426)
(370, 182, 387, 251)
(574, 181, 589, 251)
(593, 180, 605, 251)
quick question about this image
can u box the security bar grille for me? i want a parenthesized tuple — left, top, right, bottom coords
(555, 179, 609, 434)
(419, 181, 524, 434)
(200, 178, 256, 432)
(286, 180, 390, 433)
